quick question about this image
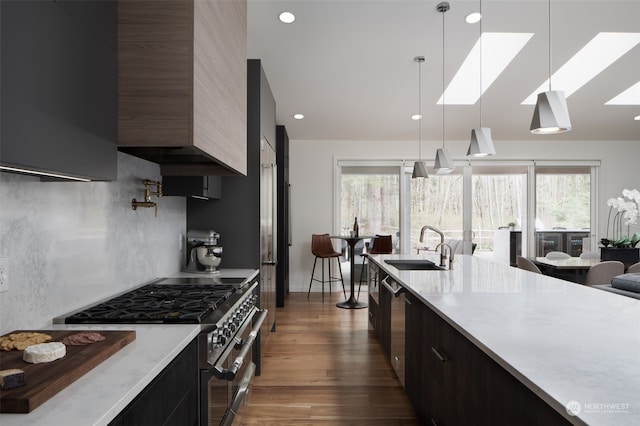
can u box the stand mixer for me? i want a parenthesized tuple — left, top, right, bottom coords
(184, 229, 223, 273)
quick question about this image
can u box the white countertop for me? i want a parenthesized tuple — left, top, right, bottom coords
(372, 254, 640, 426)
(0, 323, 200, 426)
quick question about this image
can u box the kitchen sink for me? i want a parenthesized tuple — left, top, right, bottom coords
(384, 259, 445, 270)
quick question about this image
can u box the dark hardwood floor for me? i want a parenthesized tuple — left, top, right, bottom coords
(236, 291, 420, 425)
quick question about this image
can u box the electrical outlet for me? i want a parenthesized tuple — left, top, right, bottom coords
(0, 258, 8, 293)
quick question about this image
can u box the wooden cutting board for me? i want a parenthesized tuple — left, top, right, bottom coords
(0, 329, 136, 413)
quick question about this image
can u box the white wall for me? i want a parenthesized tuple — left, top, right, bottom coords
(288, 138, 640, 292)
(0, 153, 186, 334)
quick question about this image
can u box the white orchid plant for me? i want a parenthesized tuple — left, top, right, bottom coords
(601, 188, 640, 248)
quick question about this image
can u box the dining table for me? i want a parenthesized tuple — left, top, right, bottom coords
(532, 256, 600, 284)
(330, 235, 374, 309)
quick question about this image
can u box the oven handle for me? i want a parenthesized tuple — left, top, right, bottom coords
(211, 308, 268, 381)
(221, 361, 256, 426)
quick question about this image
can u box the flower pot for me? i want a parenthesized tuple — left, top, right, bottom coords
(600, 247, 640, 267)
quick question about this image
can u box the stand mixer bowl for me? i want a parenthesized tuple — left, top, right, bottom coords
(195, 246, 223, 272)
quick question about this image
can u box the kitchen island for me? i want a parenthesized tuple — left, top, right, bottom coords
(370, 254, 640, 426)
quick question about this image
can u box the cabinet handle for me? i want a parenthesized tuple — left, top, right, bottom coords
(431, 347, 449, 362)
(430, 418, 441, 426)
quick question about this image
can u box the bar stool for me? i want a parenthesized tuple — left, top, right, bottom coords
(358, 234, 393, 300)
(308, 234, 346, 301)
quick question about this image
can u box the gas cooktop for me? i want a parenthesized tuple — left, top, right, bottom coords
(64, 283, 236, 324)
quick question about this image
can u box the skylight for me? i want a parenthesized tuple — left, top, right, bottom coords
(606, 81, 640, 105)
(522, 32, 640, 105)
(437, 32, 533, 105)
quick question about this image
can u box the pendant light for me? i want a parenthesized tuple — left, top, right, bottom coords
(530, 0, 571, 134)
(412, 55, 429, 179)
(434, 2, 454, 175)
(467, 0, 496, 157)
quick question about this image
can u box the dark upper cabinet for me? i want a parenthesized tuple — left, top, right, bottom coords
(163, 176, 222, 200)
(0, 1, 117, 181)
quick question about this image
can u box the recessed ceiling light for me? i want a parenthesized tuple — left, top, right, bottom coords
(606, 81, 640, 105)
(634, 115, 640, 121)
(293, 113, 304, 119)
(523, 32, 640, 105)
(438, 32, 533, 105)
(279, 12, 295, 24)
(411, 114, 422, 120)
(465, 12, 482, 24)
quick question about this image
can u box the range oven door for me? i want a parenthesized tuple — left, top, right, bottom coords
(201, 308, 268, 426)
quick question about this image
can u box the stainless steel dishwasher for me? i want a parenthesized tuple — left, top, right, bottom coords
(382, 276, 407, 388)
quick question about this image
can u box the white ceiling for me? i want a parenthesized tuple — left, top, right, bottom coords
(247, 0, 640, 142)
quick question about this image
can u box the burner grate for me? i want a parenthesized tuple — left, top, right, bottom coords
(65, 284, 236, 324)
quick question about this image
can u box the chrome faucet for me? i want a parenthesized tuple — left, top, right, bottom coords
(419, 226, 446, 266)
(435, 242, 454, 269)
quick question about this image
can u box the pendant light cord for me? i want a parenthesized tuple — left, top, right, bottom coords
(442, 7, 446, 149)
(418, 58, 422, 160)
(479, 0, 483, 127)
(548, 0, 552, 91)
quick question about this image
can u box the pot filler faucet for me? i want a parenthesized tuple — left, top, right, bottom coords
(419, 225, 451, 268)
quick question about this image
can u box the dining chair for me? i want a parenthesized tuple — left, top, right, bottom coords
(627, 262, 640, 273)
(545, 251, 571, 259)
(358, 235, 393, 300)
(516, 256, 542, 274)
(584, 261, 625, 286)
(308, 234, 346, 301)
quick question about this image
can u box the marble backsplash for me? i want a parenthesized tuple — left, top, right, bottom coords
(0, 152, 186, 334)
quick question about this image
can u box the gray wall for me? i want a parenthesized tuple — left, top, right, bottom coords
(0, 152, 186, 334)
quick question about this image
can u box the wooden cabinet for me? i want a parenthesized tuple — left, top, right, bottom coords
(109, 339, 198, 426)
(163, 176, 222, 199)
(0, 0, 117, 181)
(404, 292, 427, 419)
(405, 299, 570, 425)
(117, 0, 247, 176)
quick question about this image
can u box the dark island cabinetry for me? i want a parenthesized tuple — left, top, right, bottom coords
(404, 300, 570, 425)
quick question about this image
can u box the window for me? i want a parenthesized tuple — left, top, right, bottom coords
(406, 168, 463, 252)
(339, 164, 400, 251)
(335, 160, 598, 260)
(471, 169, 526, 254)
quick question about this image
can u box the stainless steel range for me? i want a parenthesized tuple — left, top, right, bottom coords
(60, 272, 266, 426)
